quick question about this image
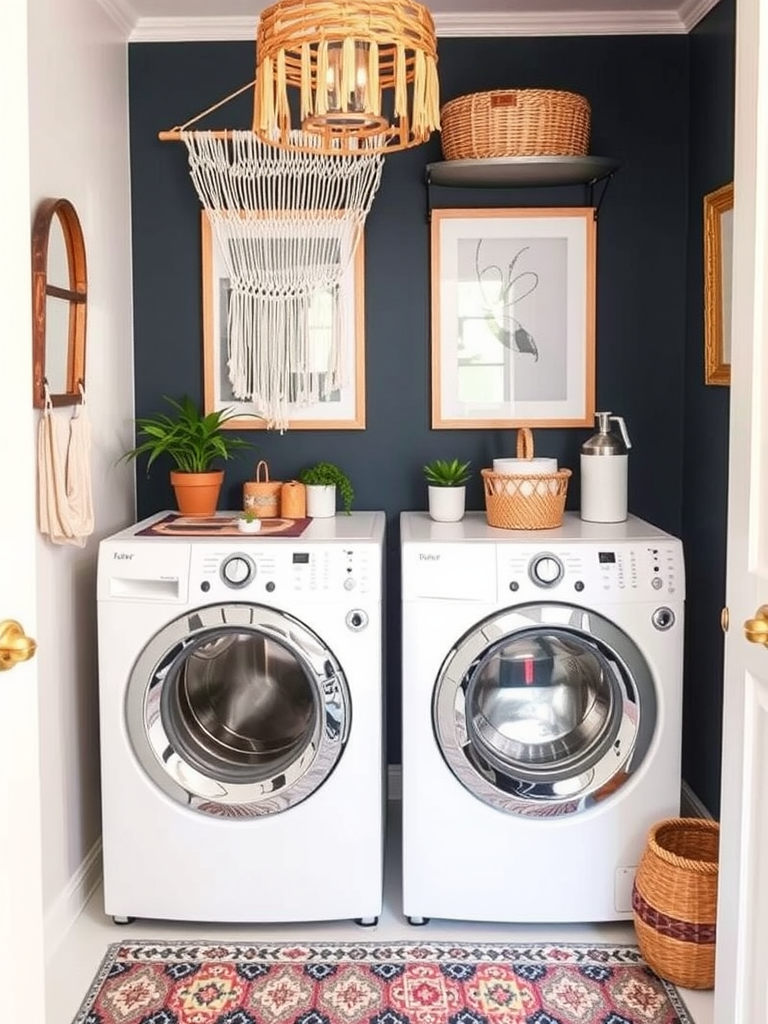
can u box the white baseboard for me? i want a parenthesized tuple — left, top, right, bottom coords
(45, 839, 102, 964)
(681, 780, 715, 819)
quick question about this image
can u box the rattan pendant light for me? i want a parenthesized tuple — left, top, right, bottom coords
(253, 0, 441, 156)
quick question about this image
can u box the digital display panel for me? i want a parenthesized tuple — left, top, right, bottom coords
(292, 552, 310, 564)
(598, 552, 616, 564)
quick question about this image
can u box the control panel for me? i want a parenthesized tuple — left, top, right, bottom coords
(189, 543, 381, 601)
(497, 541, 684, 602)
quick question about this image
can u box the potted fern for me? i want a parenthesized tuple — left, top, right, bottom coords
(299, 461, 354, 517)
(122, 395, 252, 516)
(424, 457, 471, 523)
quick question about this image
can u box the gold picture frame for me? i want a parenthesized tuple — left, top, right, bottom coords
(703, 182, 734, 386)
(430, 207, 596, 429)
(201, 213, 366, 429)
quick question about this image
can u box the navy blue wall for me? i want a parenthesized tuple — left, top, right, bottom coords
(681, 0, 735, 817)
(129, 31, 715, 771)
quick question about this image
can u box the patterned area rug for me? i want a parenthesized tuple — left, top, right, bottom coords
(73, 941, 693, 1024)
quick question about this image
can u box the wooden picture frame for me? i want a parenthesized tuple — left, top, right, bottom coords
(430, 207, 596, 429)
(703, 182, 734, 386)
(202, 214, 366, 429)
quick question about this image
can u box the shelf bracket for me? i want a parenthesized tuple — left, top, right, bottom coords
(587, 171, 616, 220)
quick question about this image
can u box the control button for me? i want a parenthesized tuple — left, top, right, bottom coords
(509, 581, 520, 592)
(265, 581, 276, 593)
(652, 607, 675, 631)
(200, 580, 211, 593)
(221, 555, 255, 588)
(574, 580, 585, 592)
(343, 578, 356, 591)
(529, 554, 564, 587)
(651, 577, 663, 590)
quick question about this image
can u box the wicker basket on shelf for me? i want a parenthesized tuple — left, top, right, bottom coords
(481, 428, 571, 530)
(440, 89, 591, 161)
(632, 817, 720, 990)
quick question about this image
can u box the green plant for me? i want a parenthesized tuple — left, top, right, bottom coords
(299, 461, 354, 514)
(424, 458, 471, 487)
(121, 395, 251, 474)
(239, 509, 258, 523)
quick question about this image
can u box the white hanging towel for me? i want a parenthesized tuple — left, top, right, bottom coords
(37, 386, 94, 546)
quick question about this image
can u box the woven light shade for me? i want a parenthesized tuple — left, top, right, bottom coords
(254, 0, 440, 156)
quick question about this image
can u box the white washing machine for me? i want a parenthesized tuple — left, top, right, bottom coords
(401, 510, 684, 925)
(97, 510, 385, 925)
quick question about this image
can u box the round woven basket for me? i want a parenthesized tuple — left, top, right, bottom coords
(440, 89, 591, 160)
(481, 428, 571, 530)
(632, 817, 720, 990)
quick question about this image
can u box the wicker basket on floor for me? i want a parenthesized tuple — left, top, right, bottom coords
(440, 89, 591, 160)
(632, 817, 720, 990)
(481, 427, 571, 530)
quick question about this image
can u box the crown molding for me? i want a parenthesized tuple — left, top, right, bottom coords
(118, 0, 723, 44)
(130, 15, 258, 42)
(95, 0, 136, 37)
(433, 10, 686, 36)
(678, 0, 722, 31)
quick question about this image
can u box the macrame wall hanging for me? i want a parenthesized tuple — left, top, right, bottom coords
(181, 130, 383, 430)
(160, 0, 439, 430)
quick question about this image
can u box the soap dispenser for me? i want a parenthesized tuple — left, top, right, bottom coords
(580, 412, 632, 523)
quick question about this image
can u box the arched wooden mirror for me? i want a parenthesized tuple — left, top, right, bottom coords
(32, 198, 87, 408)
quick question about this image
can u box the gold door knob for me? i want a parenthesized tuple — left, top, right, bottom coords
(0, 619, 37, 671)
(744, 605, 768, 646)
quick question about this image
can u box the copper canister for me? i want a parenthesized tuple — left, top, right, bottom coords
(280, 480, 306, 519)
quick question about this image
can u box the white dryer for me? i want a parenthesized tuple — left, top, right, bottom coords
(97, 511, 385, 924)
(401, 510, 684, 925)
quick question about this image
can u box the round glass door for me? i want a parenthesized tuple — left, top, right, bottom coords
(126, 603, 350, 818)
(433, 603, 657, 817)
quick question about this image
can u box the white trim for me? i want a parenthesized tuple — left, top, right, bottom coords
(388, 764, 402, 802)
(130, 15, 258, 42)
(94, 0, 136, 37)
(678, 0, 723, 33)
(681, 780, 715, 820)
(44, 840, 103, 964)
(434, 11, 686, 37)
(126, 4, 722, 43)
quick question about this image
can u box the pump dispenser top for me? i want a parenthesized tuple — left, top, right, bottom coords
(580, 412, 632, 523)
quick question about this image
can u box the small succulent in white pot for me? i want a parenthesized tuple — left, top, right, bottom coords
(423, 458, 471, 523)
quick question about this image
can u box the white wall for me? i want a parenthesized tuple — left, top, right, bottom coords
(26, 0, 135, 959)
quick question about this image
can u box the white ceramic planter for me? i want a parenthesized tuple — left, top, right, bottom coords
(428, 485, 466, 523)
(305, 484, 337, 518)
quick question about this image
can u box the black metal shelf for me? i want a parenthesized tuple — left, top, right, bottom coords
(425, 155, 621, 189)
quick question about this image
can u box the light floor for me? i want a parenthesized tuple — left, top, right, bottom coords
(51, 802, 714, 1024)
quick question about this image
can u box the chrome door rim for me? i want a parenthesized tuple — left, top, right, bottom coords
(126, 602, 350, 818)
(432, 602, 657, 817)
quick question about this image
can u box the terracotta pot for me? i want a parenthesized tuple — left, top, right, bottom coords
(170, 470, 224, 516)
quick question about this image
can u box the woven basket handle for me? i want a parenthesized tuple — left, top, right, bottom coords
(516, 427, 534, 460)
(255, 459, 270, 482)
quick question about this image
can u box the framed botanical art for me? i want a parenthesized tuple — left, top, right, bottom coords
(703, 182, 733, 386)
(430, 207, 596, 429)
(201, 213, 366, 430)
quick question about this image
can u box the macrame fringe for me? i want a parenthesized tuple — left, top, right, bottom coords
(182, 130, 383, 430)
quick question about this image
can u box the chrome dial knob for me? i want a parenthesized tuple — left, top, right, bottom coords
(529, 554, 564, 587)
(221, 555, 255, 588)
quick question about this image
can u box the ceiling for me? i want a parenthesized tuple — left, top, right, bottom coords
(98, 0, 720, 42)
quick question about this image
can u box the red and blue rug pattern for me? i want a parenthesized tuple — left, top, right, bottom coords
(73, 941, 693, 1024)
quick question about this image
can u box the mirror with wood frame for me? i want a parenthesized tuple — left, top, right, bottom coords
(32, 198, 87, 408)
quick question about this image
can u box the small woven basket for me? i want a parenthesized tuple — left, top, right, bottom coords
(481, 428, 571, 530)
(632, 817, 720, 990)
(440, 89, 591, 160)
(243, 460, 283, 519)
